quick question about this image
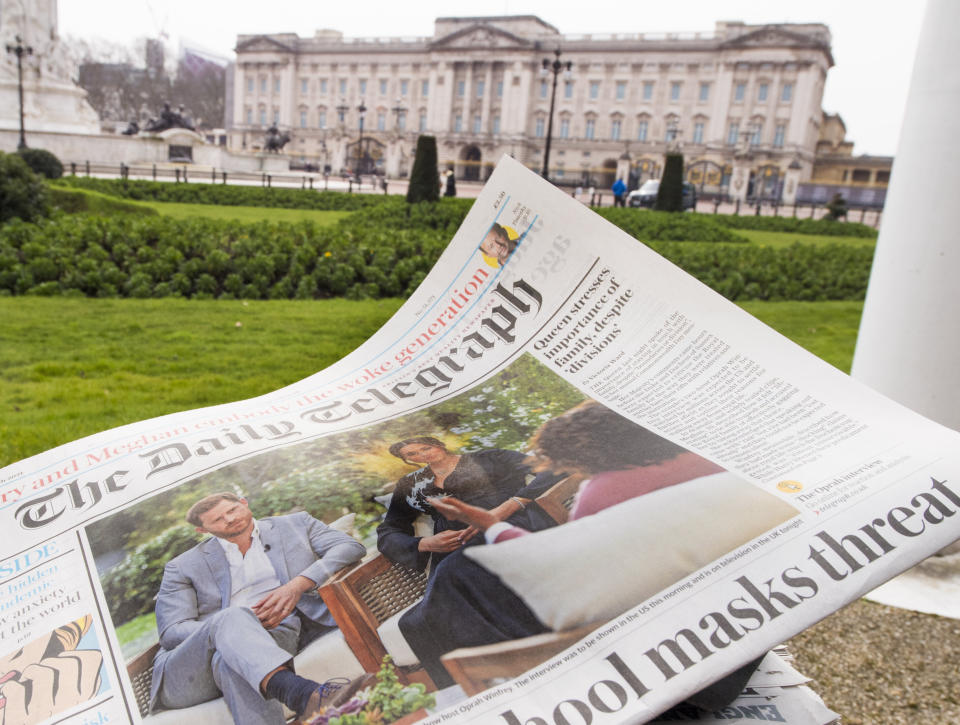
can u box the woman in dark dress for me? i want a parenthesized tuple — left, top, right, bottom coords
(376, 436, 559, 575)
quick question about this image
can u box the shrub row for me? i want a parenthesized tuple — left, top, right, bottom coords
(0, 212, 872, 301)
(0, 214, 448, 300)
(48, 186, 159, 216)
(338, 196, 474, 235)
(55, 176, 394, 211)
(652, 241, 874, 301)
(595, 207, 749, 243)
(712, 213, 878, 238)
(0, 152, 50, 224)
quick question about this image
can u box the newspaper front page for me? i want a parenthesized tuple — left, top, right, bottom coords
(1, 157, 958, 725)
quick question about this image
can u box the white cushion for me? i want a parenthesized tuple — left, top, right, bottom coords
(466, 472, 797, 631)
(327, 512, 357, 537)
(145, 630, 364, 722)
(376, 604, 420, 667)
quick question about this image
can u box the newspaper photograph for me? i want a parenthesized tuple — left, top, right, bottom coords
(1, 156, 959, 725)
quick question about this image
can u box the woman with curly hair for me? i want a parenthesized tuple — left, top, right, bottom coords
(399, 402, 730, 693)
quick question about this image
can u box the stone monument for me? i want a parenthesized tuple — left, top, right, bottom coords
(1, 0, 100, 136)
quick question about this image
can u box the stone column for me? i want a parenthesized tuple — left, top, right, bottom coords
(480, 63, 494, 133)
(851, 0, 960, 429)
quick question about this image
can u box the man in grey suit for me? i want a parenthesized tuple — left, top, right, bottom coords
(150, 492, 366, 724)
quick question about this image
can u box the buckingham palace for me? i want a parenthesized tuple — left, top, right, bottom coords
(229, 16, 837, 203)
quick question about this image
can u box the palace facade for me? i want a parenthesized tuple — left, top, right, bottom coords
(229, 16, 839, 202)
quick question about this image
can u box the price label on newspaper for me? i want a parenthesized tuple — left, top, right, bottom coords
(1, 157, 957, 724)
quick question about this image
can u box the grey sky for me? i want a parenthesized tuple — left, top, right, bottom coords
(58, 0, 927, 157)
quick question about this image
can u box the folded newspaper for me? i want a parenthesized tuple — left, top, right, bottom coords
(2, 157, 958, 725)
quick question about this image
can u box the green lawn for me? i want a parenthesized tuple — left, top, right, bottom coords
(737, 229, 877, 248)
(140, 201, 351, 224)
(114, 611, 158, 659)
(0, 298, 402, 466)
(0, 298, 860, 468)
(740, 300, 863, 371)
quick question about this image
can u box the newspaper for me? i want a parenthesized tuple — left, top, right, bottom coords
(1, 156, 958, 725)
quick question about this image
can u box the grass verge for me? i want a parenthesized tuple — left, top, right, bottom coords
(139, 201, 351, 224)
(737, 229, 877, 249)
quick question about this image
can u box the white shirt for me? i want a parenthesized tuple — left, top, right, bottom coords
(217, 520, 282, 609)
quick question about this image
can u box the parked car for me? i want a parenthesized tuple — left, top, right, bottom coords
(627, 180, 697, 210)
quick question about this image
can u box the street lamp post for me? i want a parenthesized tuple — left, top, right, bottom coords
(540, 48, 571, 179)
(5, 35, 33, 150)
(355, 99, 367, 178)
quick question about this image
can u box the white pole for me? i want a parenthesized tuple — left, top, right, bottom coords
(851, 0, 960, 431)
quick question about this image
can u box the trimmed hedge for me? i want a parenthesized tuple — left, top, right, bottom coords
(651, 241, 874, 301)
(18, 148, 63, 179)
(0, 212, 872, 301)
(55, 177, 394, 211)
(713, 213, 877, 238)
(596, 208, 749, 243)
(48, 186, 159, 216)
(339, 197, 474, 235)
(1, 152, 50, 224)
(0, 214, 448, 299)
(407, 135, 440, 203)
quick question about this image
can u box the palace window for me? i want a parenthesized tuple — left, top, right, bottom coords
(773, 124, 785, 147)
(727, 121, 739, 145)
